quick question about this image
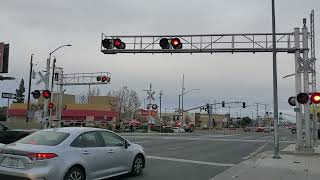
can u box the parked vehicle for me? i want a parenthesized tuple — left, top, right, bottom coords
(172, 127, 185, 133)
(0, 127, 146, 180)
(256, 127, 264, 132)
(183, 125, 193, 132)
(0, 123, 35, 144)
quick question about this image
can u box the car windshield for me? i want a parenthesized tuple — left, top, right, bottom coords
(16, 131, 69, 146)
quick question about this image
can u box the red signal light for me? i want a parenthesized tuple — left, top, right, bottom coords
(101, 76, 106, 82)
(113, 39, 126, 49)
(48, 103, 54, 109)
(42, 90, 51, 99)
(171, 38, 182, 49)
(310, 93, 320, 104)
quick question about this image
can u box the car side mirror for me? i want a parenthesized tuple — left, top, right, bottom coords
(125, 141, 130, 149)
(4, 126, 8, 131)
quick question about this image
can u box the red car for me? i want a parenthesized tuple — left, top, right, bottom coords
(256, 127, 264, 132)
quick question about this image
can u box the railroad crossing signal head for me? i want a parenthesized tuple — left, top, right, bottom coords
(310, 92, 320, 104)
(171, 38, 182, 49)
(288, 96, 296, 106)
(113, 38, 126, 49)
(42, 90, 51, 99)
(102, 38, 112, 49)
(31, 90, 41, 99)
(48, 103, 54, 109)
(159, 38, 170, 49)
(297, 93, 309, 104)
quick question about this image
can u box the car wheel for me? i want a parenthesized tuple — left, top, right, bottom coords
(131, 155, 144, 176)
(64, 166, 85, 180)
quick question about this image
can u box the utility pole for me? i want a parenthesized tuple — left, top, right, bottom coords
(148, 83, 152, 132)
(26, 54, 34, 122)
(256, 103, 259, 126)
(159, 91, 163, 118)
(178, 95, 181, 113)
(181, 74, 185, 125)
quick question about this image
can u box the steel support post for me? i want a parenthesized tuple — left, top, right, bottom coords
(57, 70, 64, 128)
(294, 28, 303, 149)
(302, 21, 312, 148)
(43, 58, 50, 129)
(271, 0, 280, 158)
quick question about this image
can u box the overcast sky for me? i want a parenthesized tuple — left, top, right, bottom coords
(0, 0, 319, 120)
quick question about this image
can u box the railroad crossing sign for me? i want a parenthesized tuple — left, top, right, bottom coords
(36, 71, 46, 85)
(1, 92, 16, 99)
(147, 91, 155, 100)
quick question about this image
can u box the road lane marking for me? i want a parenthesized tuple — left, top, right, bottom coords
(133, 141, 151, 144)
(129, 136, 294, 143)
(242, 143, 268, 160)
(147, 155, 235, 167)
(168, 147, 184, 150)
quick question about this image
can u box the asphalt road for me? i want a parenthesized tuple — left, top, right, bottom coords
(108, 128, 295, 180)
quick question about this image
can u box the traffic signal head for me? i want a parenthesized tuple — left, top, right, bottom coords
(48, 103, 54, 109)
(222, 101, 225, 107)
(171, 38, 182, 49)
(242, 102, 246, 108)
(42, 90, 51, 99)
(288, 96, 296, 106)
(310, 92, 320, 104)
(102, 38, 112, 49)
(113, 38, 126, 49)
(31, 90, 41, 99)
(159, 38, 170, 49)
(297, 93, 309, 104)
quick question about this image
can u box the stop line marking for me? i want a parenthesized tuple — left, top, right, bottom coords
(147, 155, 235, 167)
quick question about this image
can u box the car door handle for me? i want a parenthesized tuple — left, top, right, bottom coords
(107, 150, 114, 153)
(82, 151, 91, 155)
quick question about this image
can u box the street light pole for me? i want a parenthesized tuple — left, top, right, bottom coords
(47, 44, 71, 126)
(272, 0, 280, 159)
(26, 54, 34, 122)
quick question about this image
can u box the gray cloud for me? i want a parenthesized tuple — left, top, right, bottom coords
(0, 0, 319, 118)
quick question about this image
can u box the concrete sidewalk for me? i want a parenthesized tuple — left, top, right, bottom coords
(210, 145, 320, 180)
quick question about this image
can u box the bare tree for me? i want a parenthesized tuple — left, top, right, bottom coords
(76, 87, 101, 104)
(108, 86, 141, 122)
